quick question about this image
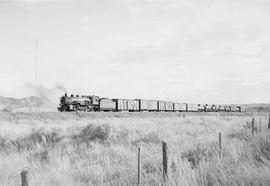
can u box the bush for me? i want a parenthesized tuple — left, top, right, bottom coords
(13, 129, 62, 151)
(74, 123, 111, 143)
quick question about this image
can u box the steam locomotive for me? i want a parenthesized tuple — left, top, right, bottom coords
(57, 93, 243, 112)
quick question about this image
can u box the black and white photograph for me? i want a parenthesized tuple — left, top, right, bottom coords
(0, 0, 270, 185)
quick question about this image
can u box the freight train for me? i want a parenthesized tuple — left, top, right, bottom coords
(57, 93, 244, 112)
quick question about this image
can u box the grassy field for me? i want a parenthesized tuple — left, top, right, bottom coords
(0, 111, 270, 186)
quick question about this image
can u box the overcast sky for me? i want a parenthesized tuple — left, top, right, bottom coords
(0, 0, 269, 104)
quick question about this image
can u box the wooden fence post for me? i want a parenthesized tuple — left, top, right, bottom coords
(252, 118, 255, 135)
(268, 114, 270, 129)
(21, 170, 28, 186)
(137, 147, 141, 186)
(219, 133, 221, 158)
(162, 141, 168, 180)
(259, 118, 262, 132)
(9, 104, 12, 124)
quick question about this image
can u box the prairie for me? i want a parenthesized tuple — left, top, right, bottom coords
(0, 111, 269, 186)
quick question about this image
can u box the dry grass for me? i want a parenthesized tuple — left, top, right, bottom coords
(0, 112, 269, 186)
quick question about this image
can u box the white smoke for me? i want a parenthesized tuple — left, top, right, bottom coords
(25, 83, 67, 105)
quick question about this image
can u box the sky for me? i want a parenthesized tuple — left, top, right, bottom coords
(0, 0, 270, 104)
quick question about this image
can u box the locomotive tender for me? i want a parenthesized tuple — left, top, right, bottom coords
(57, 93, 243, 112)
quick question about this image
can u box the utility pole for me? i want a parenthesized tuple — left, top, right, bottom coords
(35, 37, 39, 112)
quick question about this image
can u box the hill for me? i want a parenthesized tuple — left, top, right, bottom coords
(0, 95, 57, 112)
(243, 103, 270, 112)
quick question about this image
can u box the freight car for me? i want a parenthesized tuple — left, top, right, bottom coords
(99, 98, 116, 111)
(186, 104, 198, 112)
(137, 99, 158, 111)
(173, 103, 187, 112)
(204, 104, 212, 112)
(165, 101, 174, 111)
(57, 93, 243, 113)
(157, 101, 166, 111)
(211, 105, 218, 112)
(198, 104, 205, 112)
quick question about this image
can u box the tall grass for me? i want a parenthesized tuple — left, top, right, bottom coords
(0, 112, 269, 185)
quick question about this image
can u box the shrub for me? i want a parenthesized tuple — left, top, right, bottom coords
(13, 129, 62, 151)
(74, 123, 111, 143)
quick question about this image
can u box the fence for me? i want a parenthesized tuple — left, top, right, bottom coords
(20, 115, 270, 186)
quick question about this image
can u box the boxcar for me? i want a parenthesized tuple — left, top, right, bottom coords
(137, 99, 158, 111)
(113, 99, 128, 111)
(127, 99, 139, 111)
(174, 103, 187, 112)
(165, 101, 174, 111)
(158, 101, 166, 111)
(187, 104, 198, 112)
(99, 98, 116, 111)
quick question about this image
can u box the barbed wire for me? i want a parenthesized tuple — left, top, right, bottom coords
(99, 173, 136, 186)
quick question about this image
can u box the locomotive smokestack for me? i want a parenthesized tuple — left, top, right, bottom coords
(65, 93, 67, 97)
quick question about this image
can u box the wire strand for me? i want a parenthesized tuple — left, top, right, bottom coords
(99, 173, 136, 186)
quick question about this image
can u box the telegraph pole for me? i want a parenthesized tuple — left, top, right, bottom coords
(35, 37, 39, 112)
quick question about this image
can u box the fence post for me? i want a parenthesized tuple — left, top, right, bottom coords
(259, 118, 262, 132)
(162, 141, 168, 180)
(21, 170, 28, 186)
(219, 133, 221, 158)
(137, 147, 141, 186)
(268, 114, 270, 129)
(252, 118, 255, 135)
(9, 104, 12, 124)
